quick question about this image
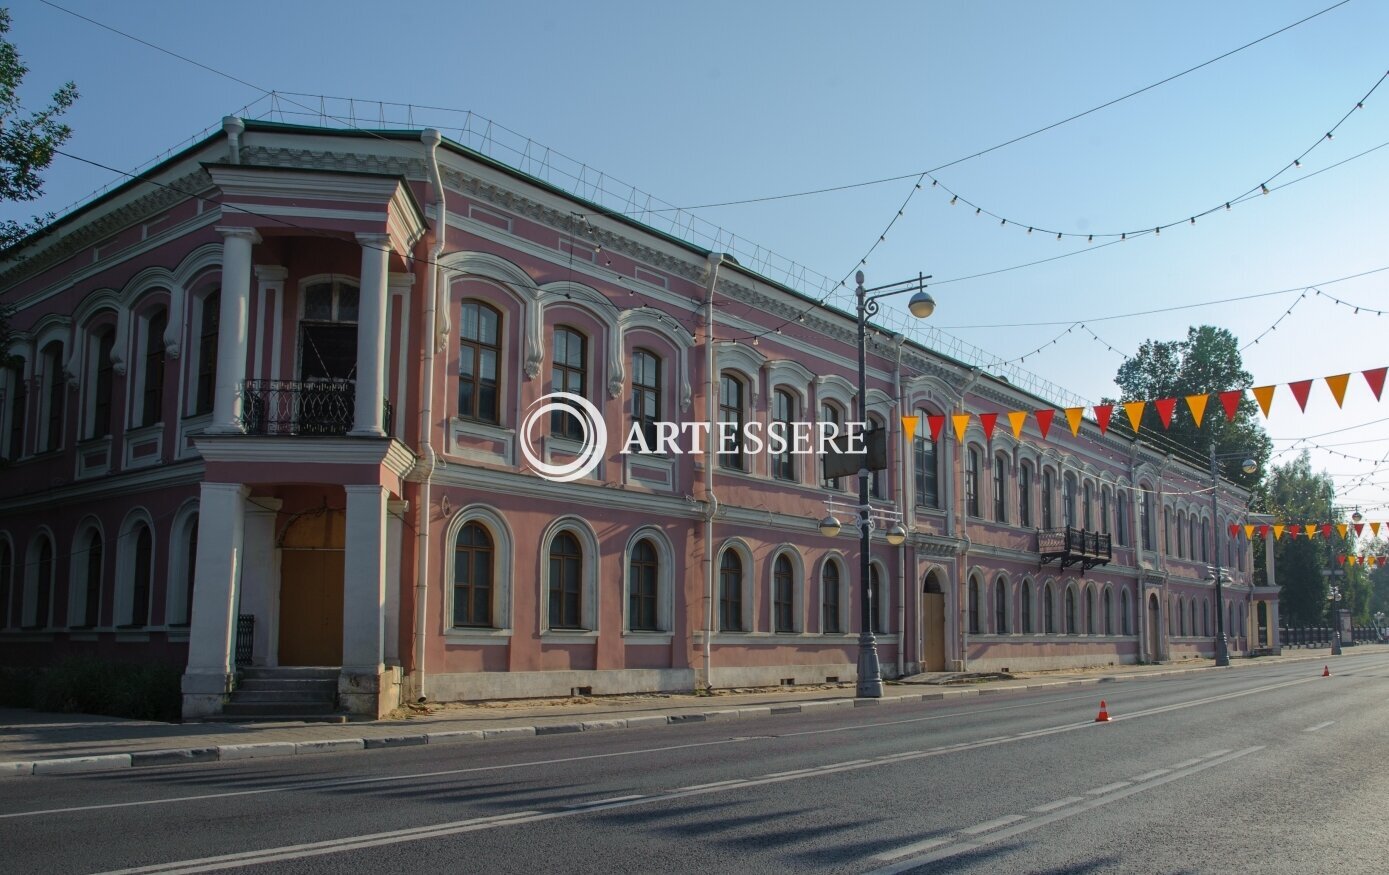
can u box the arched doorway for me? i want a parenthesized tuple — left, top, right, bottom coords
(921, 571, 947, 671)
(1147, 592, 1162, 662)
(1257, 601, 1269, 647)
(278, 509, 345, 666)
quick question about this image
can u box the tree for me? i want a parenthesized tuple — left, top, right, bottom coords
(1108, 326, 1271, 490)
(0, 7, 77, 252)
(1254, 451, 1346, 626)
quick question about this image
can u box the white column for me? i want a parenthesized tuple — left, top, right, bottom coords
(182, 482, 247, 718)
(208, 227, 260, 433)
(343, 485, 388, 674)
(239, 497, 282, 667)
(351, 233, 391, 436)
(385, 499, 408, 666)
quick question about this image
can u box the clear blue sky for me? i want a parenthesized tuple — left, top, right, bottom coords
(9, 0, 1389, 516)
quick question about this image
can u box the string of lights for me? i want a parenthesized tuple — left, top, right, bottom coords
(1241, 289, 1312, 350)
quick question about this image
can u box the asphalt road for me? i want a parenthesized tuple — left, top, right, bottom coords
(2, 653, 1386, 874)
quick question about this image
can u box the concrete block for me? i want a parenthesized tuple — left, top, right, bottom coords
(483, 726, 536, 739)
(130, 748, 219, 767)
(667, 713, 706, 724)
(295, 739, 364, 755)
(534, 723, 583, 736)
(853, 698, 881, 707)
(363, 735, 427, 749)
(0, 761, 33, 777)
(737, 707, 773, 719)
(33, 754, 132, 774)
(770, 704, 804, 714)
(622, 715, 670, 729)
(425, 730, 485, 744)
(579, 720, 627, 732)
(218, 742, 296, 760)
(702, 709, 742, 721)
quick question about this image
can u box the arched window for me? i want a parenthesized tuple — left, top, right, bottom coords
(124, 524, 153, 627)
(993, 455, 1008, 523)
(1100, 488, 1110, 535)
(1179, 598, 1188, 636)
(1104, 588, 1113, 635)
(1018, 462, 1032, 527)
(718, 374, 745, 471)
(459, 300, 502, 423)
(548, 531, 583, 630)
(169, 515, 198, 627)
(1082, 481, 1092, 530)
(90, 330, 115, 439)
(300, 279, 358, 385)
(913, 411, 937, 507)
(773, 554, 795, 632)
(1085, 586, 1095, 634)
(968, 578, 981, 634)
(822, 560, 842, 633)
(772, 390, 796, 482)
(1203, 599, 1210, 637)
(1044, 583, 1055, 633)
(1190, 517, 1199, 562)
(141, 309, 167, 427)
(631, 349, 661, 450)
(1116, 490, 1128, 545)
(994, 578, 1007, 634)
(1141, 491, 1154, 551)
(628, 538, 659, 632)
(41, 341, 64, 452)
(551, 327, 587, 439)
(1063, 473, 1077, 528)
(1042, 470, 1055, 529)
(195, 291, 220, 415)
(824, 403, 845, 490)
(1122, 588, 1132, 635)
(454, 522, 494, 628)
(719, 550, 744, 632)
(1164, 507, 1174, 555)
(4, 362, 26, 460)
(1190, 598, 1198, 638)
(1065, 587, 1076, 634)
(1021, 580, 1033, 633)
(966, 448, 981, 518)
(79, 528, 103, 628)
(869, 564, 885, 634)
(26, 536, 54, 629)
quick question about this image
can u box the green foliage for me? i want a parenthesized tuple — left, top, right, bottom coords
(1253, 451, 1349, 626)
(1107, 325, 1271, 490)
(0, 658, 181, 722)
(0, 6, 78, 251)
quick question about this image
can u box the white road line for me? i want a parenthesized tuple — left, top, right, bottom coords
(959, 814, 1026, 835)
(1030, 796, 1084, 813)
(1130, 769, 1170, 782)
(674, 779, 744, 791)
(1303, 721, 1335, 732)
(1085, 781, 1130, 795)
(1169, 758, 1203, 769)
(1202, 748, 1234, 759)
(561, 794, 644, 808)
(874, 837, 949, 861)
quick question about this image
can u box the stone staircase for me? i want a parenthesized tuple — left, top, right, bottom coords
(208, 667, 347, 723)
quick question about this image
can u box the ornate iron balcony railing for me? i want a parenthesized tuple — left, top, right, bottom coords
(239, 379, 392, 437)
(1038, 525, 1112, 571)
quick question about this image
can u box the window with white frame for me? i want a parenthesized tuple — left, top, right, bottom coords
(913, 410, 938, 507)
(773, 553, 796, 632)
(3, 361, 27, 460)
(1042, 469, 1055, 529)
(459, 299, 502, 424)
(719, 549, 745, 632)
(628, 538, 660, 632)
(994, 577, 1007, 633)
(1021, 579, 1033, 633)
(968, 577, 981, 634)
(119, 522, 154, 628)
(823, 403, 845, 490)
(869, 414, 886, 499)
(993, 454, 1007, 523)
(300, 279, 359, 382)
(822, 559, 843, 633)
(548, 531, 584, 630)
(966, 447, 981, 518)
(718, 374, 745, 471)
(23, 534, 54, 629)
(631, 349, 661, 451)
(140, 309, 168, 427)
(39, 341, 64, 452)
(167, 513, 197, 627)
(88, 328, 115, 439)
(194, 290, 220, 416)
(869, 564, 886, 634)
(772, 390, 796, 482)
(551, 327, 587, 439)
(71, 526, 103, 628)
(454, 521, 494, 628)
(1018, 462, 1032, 527)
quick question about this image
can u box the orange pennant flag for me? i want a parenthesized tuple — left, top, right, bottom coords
(1251, 385, 1276, 417)
(1325, 373, 1350, 408)
(1065, 407, 1084, 436)
(1244, 525, 1256, 540)
(901, 415, 919, 443)
(1336, 523, 1348, 539)
(1123, 401, 1145, 432)
(1186, 394, 1209, 427)
(952, 414, 970, 443)
(1007, 410, 1028, 439)
(1304, 524, 1318, 538)
(1272, 525, 1286, 540)
(1372, 522, 1382, 537)
(1035, 409, 1055, 440)
(1288, 379, 1313, 412)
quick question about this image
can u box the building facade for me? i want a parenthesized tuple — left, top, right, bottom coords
(0, 119, 1280, 719)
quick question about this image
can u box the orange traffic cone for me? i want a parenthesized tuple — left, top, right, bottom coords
(1095, 700, 1111, 722)
(1323, 665, 1330, 677)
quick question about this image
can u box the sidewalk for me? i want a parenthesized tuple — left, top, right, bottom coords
(3, 646, 1382, 778)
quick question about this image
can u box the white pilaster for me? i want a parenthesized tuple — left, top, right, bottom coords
(182, 482, 247, 718)
(385, 499, 408, 666)
(351, 233, 391, 437)
(208, 228, 260, 433)
(341, 484, 389, 715)
(239, 497, 282, 667)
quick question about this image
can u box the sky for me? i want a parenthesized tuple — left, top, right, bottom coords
(7, 0, 1389, 519)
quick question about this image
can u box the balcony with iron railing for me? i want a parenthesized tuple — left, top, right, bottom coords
(1038, 525, 1112, 571)
(238, 379, 392, 437)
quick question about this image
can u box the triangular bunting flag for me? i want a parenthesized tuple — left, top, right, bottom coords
(1007, 410, 1028, 439)
(1035, 409, 1055, 440)
(1364, 367, 1387, 401)
(1218, 390, 1243, 422)
(952, 414, 970, 443)
(1337, 554, 1347, 565)
(1094, 404, 1113, 435)
(1336, 523, 1348, 539)
(1244, 525, 1256, 540)
(1258, 525, 1269, 538)
(1304, 524, 1318, 538)
(979, 412, 998, 441)
(1064, 407, 1084, 436)
(1154, 397, 1177, 429)
(928, 415, 946, 441)
(1325, 373, 1350, 408)
(1123, 401, 1145, 432)
(1357, 556, 1365, 566)
(1228, 524, 1239, 538)
(1288, 379, 1313, 412)
(1354, 523, 1365, 536)
(1185, 394, 1209, 427)
(1371, 522, 1382, 537)
(1321, 524, 1333, 539)
(1251, 385, 1275, 417)
(1272, 525, 1285, 540)
(902, 415, 919, 444)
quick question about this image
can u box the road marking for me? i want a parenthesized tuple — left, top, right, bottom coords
(562, 794, 643, 808)
(1203, 749, 1233, 759)
(874, 837, 949, 860)
(1169, 758, 1202, 769)
(959, 814, 1026, 835)
(673, 779, 744, 791)
(1303, 721, 1335, 732)
(866, 747, 1264, 874)
(1130, 769, 1169, 782)
(1029, 796, 1084, 813)
(1085, 781, 1130, 795)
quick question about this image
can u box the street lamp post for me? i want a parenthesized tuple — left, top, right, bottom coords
(1209, 442, 1256, 667)
(1375, 611, 1385, 643)
(1327, 583, 1343, 656)
(820, 271, 934, 698)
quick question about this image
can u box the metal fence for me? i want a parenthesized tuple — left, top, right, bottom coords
(235, 614, 255, 666)
(1279, 626, 1383, 647)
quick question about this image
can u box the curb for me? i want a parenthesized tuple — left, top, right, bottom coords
(0, 654, 1366, 778)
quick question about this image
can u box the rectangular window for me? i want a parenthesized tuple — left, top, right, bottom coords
(1116, 492, 1128, 545)
(822, 564, 841, 633)
(772, 390, 796, 481)
(914, 432, 938, 509)
(966, 448, 980, 518)
(459, 300, 502, 424)
(718, 375, 744, 471)
(195, 292, 220, 416)
(993, 455, 1007, 523)
(631, 350, 661, 451)
(550, 328, 587, 439)
(91, 333, 115, 439)
(1141, 492, 1153, 551)
(142, 311, 167, 428)
(5, 365, 26, 460)
(1101, 489, 1110, 535)
(1018, 466, 1032, 528)
(822, 404, 843, 490)
(1063, 474, 1076, 528)
(1042, 470, 1054, 529)
(42, 344, 64, 452)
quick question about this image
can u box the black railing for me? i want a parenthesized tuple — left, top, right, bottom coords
(1038, 525, 1112, 571)
(239, 380, 392, 437)
(235, 613, 255, 666)
(1281, 625, 1384, 647)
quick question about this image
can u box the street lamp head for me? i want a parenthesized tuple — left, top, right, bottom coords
(886, 524, 907, 546)
(1240, 458, 1257, 475)
(818, 514, 842, 538)
(855, 270, 865, 287)
(908, 290, 936, 319)
(1352, 509, 1364, 523)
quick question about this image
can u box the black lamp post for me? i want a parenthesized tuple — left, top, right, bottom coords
(818, 271, 933, 698)
(1328, 583, 1343, 656)
(1209, 442, 1256, 667)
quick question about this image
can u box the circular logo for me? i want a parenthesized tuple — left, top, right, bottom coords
(519, 392, 608, 483)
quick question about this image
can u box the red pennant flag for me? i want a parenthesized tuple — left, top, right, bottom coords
(1354, 523, 1365, 536)
(979, 412, 998, 441)
(1218, 390, 1243, 422)
(1338, 554, 1347, 565)
(1321, 524, 1333, 539)
(1153, 398, 1177, 428)
(927, 414, 946, 441)
(1094, 404, 1113, 435)
(1288, 379, 1313, 412)
(1365, 367, 1387, 401)
(1035, 408, 1054, 440)
(1228, 524, 1239, 537)
(1258, 525, 1269, 538)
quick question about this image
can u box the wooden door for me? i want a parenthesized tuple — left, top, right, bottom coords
(278, 550, 344, 666)
(1147, 594, 1162, 662)
(921, 592, 946, 672)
